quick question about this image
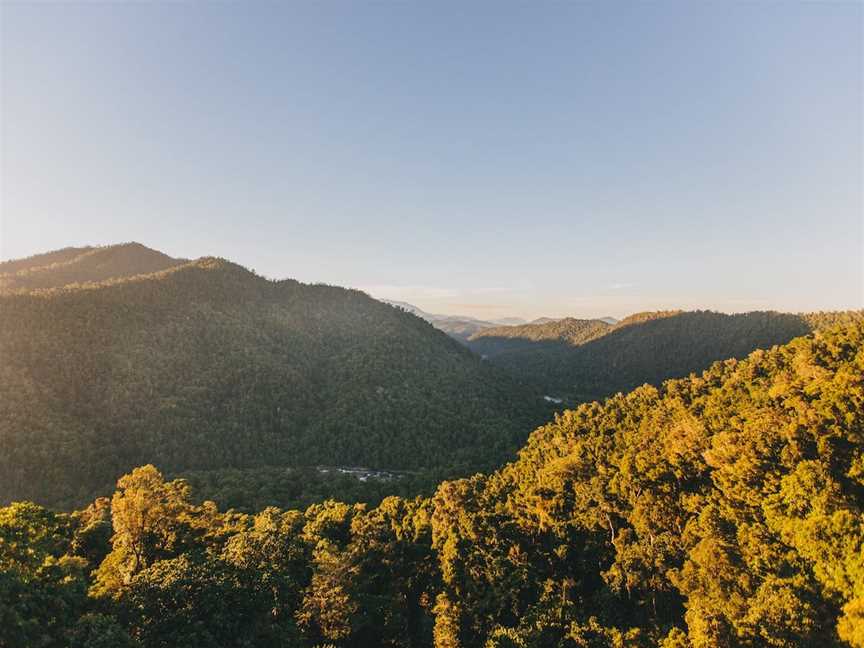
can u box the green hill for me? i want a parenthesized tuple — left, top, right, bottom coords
(5, 320, 862, 647)
(468, 309, 864, 402)
(426, 317, 864, 646)
(468, 316, 613, 355)
(0, 249, 546, 508)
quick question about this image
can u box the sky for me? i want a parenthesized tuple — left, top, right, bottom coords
(1, 2, 861, 320)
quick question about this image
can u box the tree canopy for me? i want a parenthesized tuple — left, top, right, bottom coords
(0, 249, 547, 508)
(467, 309, 864, 403)
(3, 319, 863, 646)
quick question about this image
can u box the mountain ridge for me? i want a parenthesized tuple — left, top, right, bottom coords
(0, 245, 548, 507)
(467, 308, 864, 402)
(0, 242, 185, 293)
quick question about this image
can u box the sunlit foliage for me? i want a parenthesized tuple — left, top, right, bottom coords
(0, 250, 547, 508)
(3, 320, 862, 646)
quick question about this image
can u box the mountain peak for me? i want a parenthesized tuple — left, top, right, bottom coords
(0, 243, 185, 293)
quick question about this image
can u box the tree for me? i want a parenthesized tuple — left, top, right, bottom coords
(92, 465, 197, 596)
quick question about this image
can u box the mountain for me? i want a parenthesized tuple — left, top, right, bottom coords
(427, 317, 494, 342)
(0, 247, 548, 507)
(0, 242, 184, 293)
(383, 300, 498, 342)
(425, 317, 864, 645)
(381, 300, 438, 321)
(490, 317, 527, 326)
(469, 317, 613, 358)
(467, 309, 864, 402)
(6, 320, 862, 647)
(529, 316, 562, 325)
(0, 246, 93, 274)
(381, 301, 621, 344)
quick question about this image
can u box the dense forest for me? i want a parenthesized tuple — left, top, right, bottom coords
(2, 244, 861, 514)
(0, 246, 547, 508)
(468, 316, 614, 354)
(3, 320, 862, 647)
(468, 309, 864, 402)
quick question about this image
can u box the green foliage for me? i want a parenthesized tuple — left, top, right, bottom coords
(3, 306, 864, 647)
(0, 503, 89, 648)
(468, 308, 864, 403)
(68, 613, 138, 648)
(0, 250, 548, 508)
(469, 317, 614, 352)
(440, 319, 864, 645)
(176, 464, 448, 513)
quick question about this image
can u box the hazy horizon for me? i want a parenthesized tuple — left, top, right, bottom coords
(2, 2, 862, 320)
(2, 239, 861, 322)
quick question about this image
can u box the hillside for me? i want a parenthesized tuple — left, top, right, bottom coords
(0, 250, 547, 508)
(0, 246, 94, 275)
(468, 309, 864, 402)
(0, 242, 184, 293)
(468, 317, 613, 356)
(5, 320, 863, 647)
(427, 317, 864, 646)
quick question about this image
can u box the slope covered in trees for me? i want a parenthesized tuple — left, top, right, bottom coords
(0, 243, 184, 293)
(3, 320, 863, 647)
(0, 246, 93, 275)
(468, 309, 864, 403)
(468, 316, 613, 356)
(0, 251, 546, 508)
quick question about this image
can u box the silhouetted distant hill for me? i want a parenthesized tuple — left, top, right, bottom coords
(0, 242, 184, 293)
(0, 246, 94, 274)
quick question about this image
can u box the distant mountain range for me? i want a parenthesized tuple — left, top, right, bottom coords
(382, 300, 618, 342)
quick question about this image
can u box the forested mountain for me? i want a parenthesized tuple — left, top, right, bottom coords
(0, 251, 547, 508)
(469, 317, 613, 356)
(0, 246, 93, 275)
(0, 243, 184, 293)
(468, 309, 864, 403)
(4, 320, 863, 647)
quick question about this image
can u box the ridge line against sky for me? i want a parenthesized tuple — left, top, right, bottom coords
(1, 2, 862, 320)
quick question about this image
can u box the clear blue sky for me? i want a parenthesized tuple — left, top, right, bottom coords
(1, 2, 861, 319)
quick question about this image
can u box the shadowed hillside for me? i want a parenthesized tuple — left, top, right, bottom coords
(0, 251, 548, 508)
(468, 309, 863, 402)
